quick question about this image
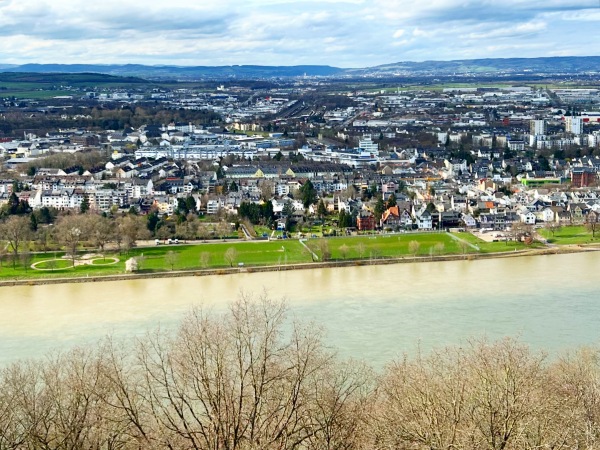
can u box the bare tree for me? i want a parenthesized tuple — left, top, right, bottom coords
(258, 179, 274, 200)
(136, 254, 147, 271)
(305, 360, 374, 450)
(0, 216, 32, 269)
(510, 222, 533, 243)
(549, 347, 600, 449)
(164, 250, 179, 271)
(408, 240, 420, 256)
(318, 239, 331, 261)
(0, 347, 127, 450)
(355, 242, 366, 259)
(197, 223, 211, 242)
(339, 244, 350, 260)
(199, 251, 211, 268)
(8, 304, 600, 450)
(302, 242, 318, 262)
(544, 220, 562, 238)
(55, 215, 87, 266)
(370, 248, 382, 260)
(87, 214, 113, 256)
(0, 363, 33, 448)
(135, 294, 367, 450)
(176, 214, 199, 242)
(224, 247, 238, 267)
(464, 338, 547, 450)
(339, 185, 357, 201)
(216, 220, 232, 240)
(20, 246, 32, 272)
(458, 239, 470, 256)
(47, 257, 57, 272)
(376, 346, 470, 450)
(118, 215, 149, 254)
(434, 241, 445, 255)
(0, 243, 6, 268)
(36, 227, 52, 253)
(96, 339, 157, 448)
(586, 211, 600, 238)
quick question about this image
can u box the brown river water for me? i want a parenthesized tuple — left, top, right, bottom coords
(1, 252, 599, 367)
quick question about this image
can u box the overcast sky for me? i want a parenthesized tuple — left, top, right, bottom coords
(1, 0, 599, 67)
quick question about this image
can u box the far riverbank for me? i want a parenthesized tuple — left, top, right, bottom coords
(1, 243, 597, 288)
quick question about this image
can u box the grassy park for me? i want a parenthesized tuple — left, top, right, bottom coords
(538, 225, 599, 245)
(452, 232, 540, 253)
(0, 229, 560, 282)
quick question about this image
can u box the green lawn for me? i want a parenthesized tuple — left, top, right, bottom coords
(129, 241, 310, 271)
(0, 241, 312, 280)
(306, 233, 462, 259)
(452, 232, 543, 253)
(0, 229, 572, 281)
(0, 251, 125, 280)
(538, 225, 598, 245)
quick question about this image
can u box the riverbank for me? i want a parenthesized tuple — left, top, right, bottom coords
(1, 243, 597, 287)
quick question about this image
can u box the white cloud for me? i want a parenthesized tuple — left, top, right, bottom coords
(0, 0, 597, 67)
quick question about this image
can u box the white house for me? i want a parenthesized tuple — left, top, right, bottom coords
(416, 209, 433, 230)
(520, 211, 536, 225)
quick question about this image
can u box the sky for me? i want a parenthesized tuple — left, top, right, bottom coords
(0, 0, 599, 67)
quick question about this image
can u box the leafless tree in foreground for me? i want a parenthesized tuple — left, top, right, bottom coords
(4, 298, 600, 450)
(135, 293, 370, 449)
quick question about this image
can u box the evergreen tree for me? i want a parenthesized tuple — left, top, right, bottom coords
(38, 207, 53, 224)
(317, 199, 327, 219)
(16, 199, 30, 215)
(147, 211, 160, 234)
(374, 196, 385, 224)
(339, 209, 352, 228)
(299, 180, 317, 208)
(282, 201, 294, 218)
(29, 213, 38, 232)
(80, 195, 90, 214)
(387, 193, 397, 208)
(7, 192, 19, 215)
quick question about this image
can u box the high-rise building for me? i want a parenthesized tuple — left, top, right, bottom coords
(358, 136, 379, 156)
(530, 119, 546, 136)
(565, 115, 583, 135)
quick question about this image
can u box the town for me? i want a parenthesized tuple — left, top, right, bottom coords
(1, 71, 600, 276)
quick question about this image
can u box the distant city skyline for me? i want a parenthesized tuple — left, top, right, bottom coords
(1, 0, 599, 67)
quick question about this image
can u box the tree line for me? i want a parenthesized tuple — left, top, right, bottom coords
(0, 201, 236, 268)
(1, 295, 600, 450)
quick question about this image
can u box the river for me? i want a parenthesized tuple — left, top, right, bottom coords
(1, 252, 600, 367)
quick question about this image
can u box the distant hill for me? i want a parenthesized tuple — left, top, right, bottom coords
(0, 57, 599, 80)
(0, 72, 147, 84)
(0, 64, 344, 79)
(354, 56, 600, 75)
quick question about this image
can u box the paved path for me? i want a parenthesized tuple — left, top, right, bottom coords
(446, 232, 480, 251)
(298, 239, 319, 261)
(240, 224, 253, 240)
